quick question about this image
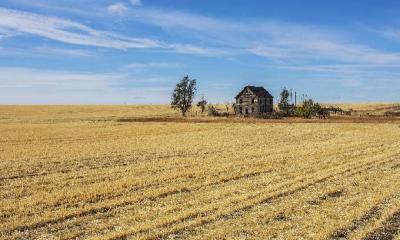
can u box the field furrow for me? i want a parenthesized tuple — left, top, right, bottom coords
(125, 154, 400, 240)
(1, 105, 400, 239)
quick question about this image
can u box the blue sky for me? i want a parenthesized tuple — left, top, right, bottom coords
(0, 0, 400, 104)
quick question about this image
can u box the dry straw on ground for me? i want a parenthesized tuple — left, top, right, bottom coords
(0, 105, 399, 239)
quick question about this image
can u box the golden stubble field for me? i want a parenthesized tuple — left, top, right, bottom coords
(0, 105, 400, 240)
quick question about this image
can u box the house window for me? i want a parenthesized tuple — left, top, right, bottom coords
(251, 98, 255, 103)
(251, 107, 254, 113)
(239, 98, 243, 104)
(245, 108, 249, 114)
(270, 98, 273, 104)
(239, 106, 242, 113)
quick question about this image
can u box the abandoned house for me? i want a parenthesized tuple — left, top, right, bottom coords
(235, 86, 274, 116)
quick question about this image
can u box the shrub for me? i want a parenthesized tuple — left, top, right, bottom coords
(207, 104, 228, 117)
(295, 99, 321, 118)
(257, 112, 285, 119)
(207, 104, 220, 116)
(196, 97, 207, 113)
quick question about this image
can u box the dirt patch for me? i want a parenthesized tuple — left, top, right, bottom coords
(274, 213, 289, 221)
(308, 190, 345, 206)
(330, 199, 390, 239)
(363, 209, 400, 240)
(320, 190, 346, 201)
(391, 164, 400, 169)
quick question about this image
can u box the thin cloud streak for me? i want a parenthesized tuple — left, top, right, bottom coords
(270, 63, 400, 74)
(0, 46, 94, 58)
(374, 28, 400, 42)
(0, 7, 230, 56)
(3, 0, 104, 17)
(0, 67, 122, 89)
(123, 62, 184, 69)
(32, 47, 94, 57)
(3, 4, 400, 63)
(0, 8, 165, 49)
(0, 67, 173, 104)
(130, 0, 142, 7)
(107, 3, 129, 15)
(128, 7, 400, 64)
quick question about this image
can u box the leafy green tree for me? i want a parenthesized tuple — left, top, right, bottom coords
(278, 88, 291, 114)
(171, 75, 197, 116)
(196, 96, 207, 113)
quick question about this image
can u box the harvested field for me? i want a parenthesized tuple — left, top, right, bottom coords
(0, 105, 399, 239)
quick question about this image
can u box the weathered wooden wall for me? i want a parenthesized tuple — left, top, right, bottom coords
(235, 88, 273, 116)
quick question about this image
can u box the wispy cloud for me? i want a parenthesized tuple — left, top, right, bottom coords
(0, 67, 173, 104)
(32, 46, 94, 57)
(128, 7, 400, 64)
(123, 62, 183, 69)
(250, 41, 400, 64)
(1, 2, 399, 103)
(107, 3, 129, 15)
(0, 7, 231, 56)
(0, 67, 122, 89)
(0, 46, 94, 58)
(130, 0, 142, 7)
(170, 43, 234, 56)
(3, 0, 103, 17)
(0, 27, 14, 39)
(0, 7, 165, 49)
(4, 3, 400, 63)
(270, 63, 400, 74)
(374, 28, 400, 42)
(129, 8, 250, 33)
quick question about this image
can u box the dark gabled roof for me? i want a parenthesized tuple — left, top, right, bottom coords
(235, 86, 274, 99)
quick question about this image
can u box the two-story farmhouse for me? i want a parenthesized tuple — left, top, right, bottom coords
(235, 86, 274, 116)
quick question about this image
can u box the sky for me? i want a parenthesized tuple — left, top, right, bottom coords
(0, 0, 400, 104)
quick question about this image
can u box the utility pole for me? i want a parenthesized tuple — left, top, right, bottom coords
(294, 92, 297, 107)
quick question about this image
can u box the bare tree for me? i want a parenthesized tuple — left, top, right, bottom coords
(224, 102, 230, 113)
